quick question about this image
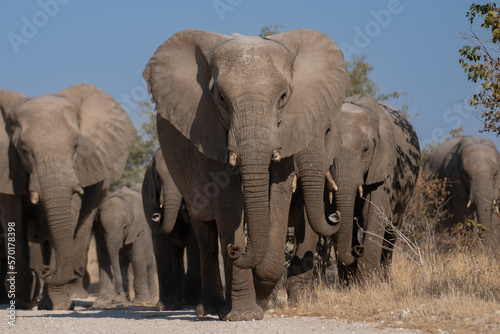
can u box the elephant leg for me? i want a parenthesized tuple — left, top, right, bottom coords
(357, 189, 391, 279)
(92, 222, 115, 308)
(143, 226, 158, 303)
(191, 218, 224, 316)
(182, 222, 201, 307)
(286, 203, 318, 306)
(109, 243, 127, 305)
(254, 162, 294, 310)
(131, 233, 151, 305)
(151, 221, 183, 311)
(67, 209, 96, 300)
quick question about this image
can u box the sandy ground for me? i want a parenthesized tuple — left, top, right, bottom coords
(0, 299, 422, 334)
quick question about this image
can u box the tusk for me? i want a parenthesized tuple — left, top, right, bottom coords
(325, 171, 339, 191)
(30, 191, 39, 205)
(358, 185, 363, 198)
(329, 191, 333, 204)
(74, 184, 84, 196)
(292, 175, 297, 193)
(229, 152, 237, 167)
(467, 200, 472, 208)
(152, 213, 161, 223)
(159, 202, 163, 209)
(272, 149, 281, 162)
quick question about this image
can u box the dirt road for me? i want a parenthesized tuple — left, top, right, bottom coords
(0, 299, 421, 334)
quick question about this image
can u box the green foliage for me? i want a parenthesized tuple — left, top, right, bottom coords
(345, 55, 401, 102)
(459, 3, 500, 134)
(258, 24, 283, 38)
(118, 101, 158, 186)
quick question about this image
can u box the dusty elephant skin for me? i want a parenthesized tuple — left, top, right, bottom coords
(143, 29, 350, 320)
(93, 186, 157, 307)
(142, 149, 201, 311)
(286, 95, 421, 293)
(0, 84, 137, 310)
(424, 135, 500, 251)
(331, 95, 420, 281)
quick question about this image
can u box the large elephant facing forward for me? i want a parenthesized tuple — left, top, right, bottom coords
(0, 84, 136, 309)
(330, 95, 420, 280)
(143, 29, 350, 320)
(424, 135, 500, 250)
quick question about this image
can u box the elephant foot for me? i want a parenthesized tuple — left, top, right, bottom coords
(157, 298, 182, 311)
(131, 294, 151, 306)
(218, 301, 264, 321)
(66, 281, 89, 300)
(286, 286, 317, 307)
(112, 292, 129, 305)
(38, 294, 74, 310)
(91, 297, 114, 309)
(15, 269, 41, 309)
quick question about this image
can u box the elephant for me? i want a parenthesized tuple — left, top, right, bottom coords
(142, 148, 201, 311)
(93, 185, 157, 307)
(143, 29, 350, 320)
(329, 95, 420, 281)
(0, 83, 137, 310)
(424, 135, 500, 251)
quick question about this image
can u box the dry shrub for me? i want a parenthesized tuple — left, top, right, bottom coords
(275, 169, 500, 333)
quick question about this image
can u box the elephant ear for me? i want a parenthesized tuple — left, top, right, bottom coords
(364, 98, 397, 185)
(56, 83, 137, 188)
(143, 29, 231, 163)
(266, 29, 350, 158)
(0, 89, 28, 195)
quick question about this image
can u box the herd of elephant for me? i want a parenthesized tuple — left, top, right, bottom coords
(0, 29, 498, 322)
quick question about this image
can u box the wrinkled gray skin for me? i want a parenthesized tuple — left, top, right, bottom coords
(331, 95, 420, 281)
(93, 186, 157, 307)
(144, 29, 349, 321)
(0, 84, 136, 310)
(142, 149, 201, 311)
(424, 135, 500, 251)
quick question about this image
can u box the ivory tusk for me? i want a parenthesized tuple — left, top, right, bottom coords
(329, 191, 333, 204)
(74, 184, 84, 196)
(325, 171, 339, 191)
(159, 203, 163, 209)
(467, 200, 472, 208)
(152, 213, 161, 223)
(229, 152, 237, 166)
(358, 185, 363, 198)
(272, 150, 281, 162)
(292, 175, 297, 193)
(30, 191, 39, 205)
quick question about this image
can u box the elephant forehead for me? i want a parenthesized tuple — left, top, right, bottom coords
(17, 95, 78, 128)
(462, 144, 498, 169)
(211, 38, 292, 75)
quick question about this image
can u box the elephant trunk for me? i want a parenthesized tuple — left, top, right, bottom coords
(160, 190, 183, 234)
(332, 156, 361, 267)
(471, 178, 497, 246)
(37, 159, 77, 287)
(229, 152, 270, 269)
(295, 140, 338, 237)
(227, 100, 274, 269)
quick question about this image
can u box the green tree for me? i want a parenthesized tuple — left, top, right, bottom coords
(459, 3, 500, 134)
(345, 55, 401, 102)
(118, 101, 158, 186)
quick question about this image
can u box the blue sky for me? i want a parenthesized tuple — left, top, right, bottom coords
(1, 0, 498, 149)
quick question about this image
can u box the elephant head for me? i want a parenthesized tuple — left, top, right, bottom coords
(143, 148, 183, 235)
(457, 136, 500, 245)
(330, 95, 397, 267)
(143, 29, 349, 269)
(0, 83, 136, 307)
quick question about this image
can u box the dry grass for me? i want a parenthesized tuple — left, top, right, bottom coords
(270, 248, 500, 333)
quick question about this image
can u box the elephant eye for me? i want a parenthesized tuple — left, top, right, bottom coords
(218, 92, 226, 106)
(277, 91, 289, 110)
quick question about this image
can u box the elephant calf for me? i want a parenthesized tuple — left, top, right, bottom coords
(142, 149, 201, 311)
(330, 94, 421, 280)
(424, 135, 500, 251)
(93, 186, 157, 307)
